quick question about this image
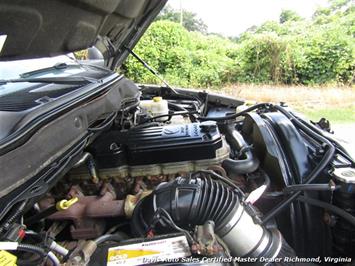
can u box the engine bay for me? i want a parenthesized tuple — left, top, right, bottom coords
(0, 81, 354, 266)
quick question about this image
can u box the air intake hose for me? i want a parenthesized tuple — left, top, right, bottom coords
(132, 175, 294, 263)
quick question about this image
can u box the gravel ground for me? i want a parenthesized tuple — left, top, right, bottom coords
(332, 123, 355, 159)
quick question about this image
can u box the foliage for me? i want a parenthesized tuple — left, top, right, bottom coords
(279, 10, 303, 24)
(123, 1, 355, 88)
(156, 5, 207, 33)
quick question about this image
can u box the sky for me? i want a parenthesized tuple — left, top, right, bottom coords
(168, 0, 329, 36)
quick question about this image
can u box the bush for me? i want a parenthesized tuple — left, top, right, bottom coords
(123, 4, 354, 87)
(283, 25, 354, 85)
(233, 33, 286, 83)
(123, 21, 238, 88)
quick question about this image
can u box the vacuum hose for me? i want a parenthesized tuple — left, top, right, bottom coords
(132, 175, 294, 263)
(221, 124, 260, 176)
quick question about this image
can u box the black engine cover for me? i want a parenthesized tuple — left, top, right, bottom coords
(91, 122, 223, 168)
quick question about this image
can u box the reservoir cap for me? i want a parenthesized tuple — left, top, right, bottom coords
(333, 167, 355, 184)
(153, 96, 163, 102)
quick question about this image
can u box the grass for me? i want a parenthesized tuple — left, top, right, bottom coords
(218, 84, 355, 124)
(297, 106, 355, 124)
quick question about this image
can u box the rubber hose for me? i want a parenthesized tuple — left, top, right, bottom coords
(283, 184, 339, 194)
(297, 196, 355, 227)
(132, 175, 239, 235)
(95, 232, 129, 245)
(26, 205, 57, 226)
(48, 251, 60, 266)
(222, 124, 260, 175)
(16, 243, 48, 266)
(132, 175, 294, 261)
(146, 111, 199, 122)
(50, 241, 69, 256)
(17, 243, 47, 257)
(261, 105, 335, 224)
(198, 103, 271, 121)
(168, 102, 187, 112)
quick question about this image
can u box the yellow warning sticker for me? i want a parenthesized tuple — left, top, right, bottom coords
(108, 249, 160, 260)
(0, 250, 17, 266)
(107, 235, 190, 266)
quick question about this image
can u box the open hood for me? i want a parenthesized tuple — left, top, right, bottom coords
(0, 0, 166, 68)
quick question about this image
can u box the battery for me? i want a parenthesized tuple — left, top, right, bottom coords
(88, 234, 191, 266)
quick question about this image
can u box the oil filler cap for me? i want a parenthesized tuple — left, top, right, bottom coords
(332, 167, 355, 184)
(199, 121, 217, 133)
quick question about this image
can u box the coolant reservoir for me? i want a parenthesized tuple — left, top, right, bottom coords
(140, 96, 169, 121)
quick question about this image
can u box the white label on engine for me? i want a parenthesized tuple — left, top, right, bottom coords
(107, 235, 191, 266)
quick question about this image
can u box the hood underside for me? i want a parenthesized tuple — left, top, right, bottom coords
(0, 0, 166, 67)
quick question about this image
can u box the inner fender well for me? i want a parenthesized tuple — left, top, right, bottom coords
(242, 112, 311, 186)
(262, 112, 311, 183)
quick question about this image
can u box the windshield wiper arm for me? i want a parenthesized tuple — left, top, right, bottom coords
(19, 62, 79, 78)
(0, 76, 99, 85)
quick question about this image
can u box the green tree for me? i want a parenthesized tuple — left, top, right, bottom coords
(329, 0, 352, 11)
(156, 5, 207, 33)
(124, 0, 355, 87)
(279, 9, 303, 23)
